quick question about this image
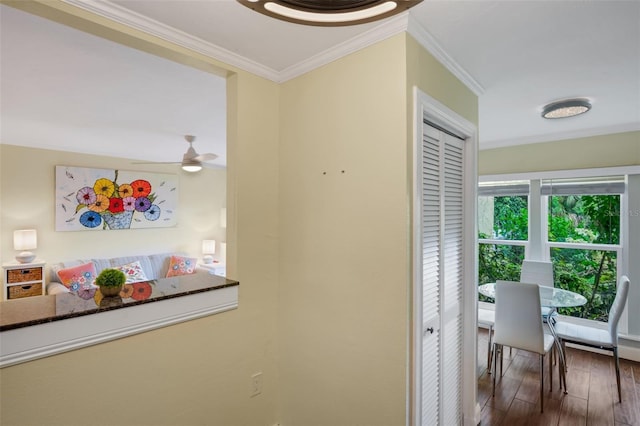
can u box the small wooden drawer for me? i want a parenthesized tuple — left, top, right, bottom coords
(7, 267, 43, 283)
(7, 283, 43, 299)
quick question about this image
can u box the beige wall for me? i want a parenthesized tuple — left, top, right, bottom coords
(0, 145, 227, 266)
(406, 35, 477, 126)
(277, 33, 477, 426)
(0, 3, 281, 426)
(278, 34, 409, 426)
(1, 3, 480, 426)
(479, 131, 640, 175)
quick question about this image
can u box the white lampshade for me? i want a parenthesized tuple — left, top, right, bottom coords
(202, 239, 216, 264)
(14, 229, 37, 263)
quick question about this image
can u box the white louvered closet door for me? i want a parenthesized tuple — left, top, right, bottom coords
(420, 123, 465, 426)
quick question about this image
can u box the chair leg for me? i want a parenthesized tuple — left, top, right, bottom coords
(492, 344, 500, 397)
(487, 325, 493, 374)
(549, 350, 553, 392)
(614, 346, 622, 403)
(555, 339, 568, 393)
(540, 355, 545, 413)
(556, 344, 566, 393)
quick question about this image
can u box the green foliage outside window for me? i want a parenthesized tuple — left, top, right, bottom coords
(551, 248, 617, 321)
(548, 194, 620, 321)
(478, 193, 620, 322)
(478, 244, 524, 302)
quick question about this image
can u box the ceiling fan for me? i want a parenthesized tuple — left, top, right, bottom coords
(135, 135, 218, 172)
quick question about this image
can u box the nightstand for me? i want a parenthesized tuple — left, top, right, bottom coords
(198, 262, 226, 277)
(3, 260, 46, 301)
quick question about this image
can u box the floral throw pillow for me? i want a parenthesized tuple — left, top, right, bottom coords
(115, 261, 149, 284)
(57, 262, 98, 292)
(166, 255, 197, 278)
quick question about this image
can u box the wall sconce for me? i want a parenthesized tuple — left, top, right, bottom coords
(14, 229, 37, 263)
(202, 240, 216, 264)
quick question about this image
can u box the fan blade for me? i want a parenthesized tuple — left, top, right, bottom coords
(193, 153, 218, 162)
(201, 162, 221, 169)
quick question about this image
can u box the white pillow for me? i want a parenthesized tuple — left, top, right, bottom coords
(114, 260, 149, 284)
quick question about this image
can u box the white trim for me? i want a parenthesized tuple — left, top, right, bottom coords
(62, 0, 484, 96)
(407, 15, 484, 96)
(0, 286, 238, 368)
(279, 13, 410, 82)
(411, 87, 423, 426)
(480, 165, 640, 183)
(529, 180, 543, 260)
(412, 87, 479, 426)
(547, 242, 622, 252)
(478, 239, 527, 247)
(62, 0, 281, 81)
(620, 177, 630, 335)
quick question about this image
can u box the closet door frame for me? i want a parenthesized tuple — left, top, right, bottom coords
(410, 87, 479, 426)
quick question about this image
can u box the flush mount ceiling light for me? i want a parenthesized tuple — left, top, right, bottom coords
(541, 98, 592, 119)
(237, 0, 423, 26)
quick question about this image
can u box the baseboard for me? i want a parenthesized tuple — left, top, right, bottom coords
(566, 342, 640, 363)
(619, 344, 640, 363)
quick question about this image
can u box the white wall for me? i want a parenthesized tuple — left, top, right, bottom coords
(627, 174, 640, 335)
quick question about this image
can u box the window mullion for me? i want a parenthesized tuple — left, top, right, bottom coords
(528, 179, 543, 260)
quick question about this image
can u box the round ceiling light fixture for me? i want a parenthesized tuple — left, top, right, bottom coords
(541, 98, 592, 119)
(237, 0, 423, 26)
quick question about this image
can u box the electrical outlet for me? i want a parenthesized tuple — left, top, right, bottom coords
(250, 372, 263, 397)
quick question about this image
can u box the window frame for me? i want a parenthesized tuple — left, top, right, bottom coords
(479, 166, 636, 335)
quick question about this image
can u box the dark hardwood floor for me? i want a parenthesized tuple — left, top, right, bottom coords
(477, 328, 640, 425)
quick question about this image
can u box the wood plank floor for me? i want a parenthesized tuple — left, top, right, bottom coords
(477, 329, 640, 426)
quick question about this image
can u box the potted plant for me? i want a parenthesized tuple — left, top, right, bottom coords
(95, 268, 126, 297)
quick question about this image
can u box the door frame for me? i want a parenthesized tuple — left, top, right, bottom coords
(410, 87, 479, 426)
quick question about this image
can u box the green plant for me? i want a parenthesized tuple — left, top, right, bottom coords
(95, 268, 126, 288)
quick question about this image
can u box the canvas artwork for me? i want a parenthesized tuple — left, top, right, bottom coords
(55, 166, 178, 231)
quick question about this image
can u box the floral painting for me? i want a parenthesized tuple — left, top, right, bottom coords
(55, 166, 178, 231)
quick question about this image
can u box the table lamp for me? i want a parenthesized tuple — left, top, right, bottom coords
(202, 240, 216, 264)
(14, 229, 37, 263)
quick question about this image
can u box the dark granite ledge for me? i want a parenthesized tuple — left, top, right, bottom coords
(0, 272, 239, 331)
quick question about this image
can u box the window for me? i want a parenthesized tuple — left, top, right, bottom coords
(544, 178, 623, 320)
(550, 248, 618, 320)
(478, 175, 627, 323)
(478, 181, 529, 290)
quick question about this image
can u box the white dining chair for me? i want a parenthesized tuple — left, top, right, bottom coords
(554, 275, 630, 403)
(492, 280, 556, 412)
(478, 307, 495, 372)
(521, 260, 556, 323)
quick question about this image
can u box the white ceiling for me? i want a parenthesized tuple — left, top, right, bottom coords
(2, 1, 639, 168)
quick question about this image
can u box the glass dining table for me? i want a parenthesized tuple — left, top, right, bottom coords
(478, 283, 587, 308)
(478, 282, 587, 393)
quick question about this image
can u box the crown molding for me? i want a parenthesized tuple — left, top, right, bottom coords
(278, 13, 410, 82)
(480, 123, 640, 151)
(62, 0, 483, 94)
(406, 14, 484, 96)
(62, 0, 281, 81)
